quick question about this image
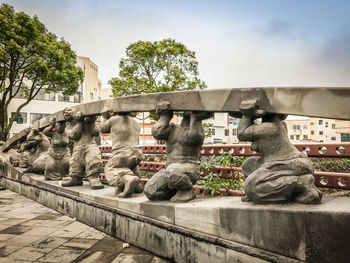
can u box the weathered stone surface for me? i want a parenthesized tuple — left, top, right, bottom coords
(237, 100, 322, 204)
(61, 108, 103, 190)
(42, 118, 70, 180)
(101, 110, 143, 198)
(145, 106, 212, 202)
(4, 87, 350, 152)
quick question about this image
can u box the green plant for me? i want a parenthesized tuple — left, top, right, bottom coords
(214, 152, 246, 168)
(140, 171, 155, 179)
(199, 173, 244, 195)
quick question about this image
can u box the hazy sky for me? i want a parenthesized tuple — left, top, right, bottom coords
(4, 0, 350, 89)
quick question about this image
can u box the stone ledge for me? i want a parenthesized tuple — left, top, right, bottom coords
(1, 160, 350, 263)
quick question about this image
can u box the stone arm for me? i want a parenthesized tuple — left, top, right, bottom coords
(85, 116, 100, 137)
(187, 112, 212, 145)
(99, 118, 111, 134)
(90, 122, 100, 137)
(152, 111, 173, 140)
(43, 116, 57, 138)
(69, 121, 83, 141)
(238, 118, 279, 141)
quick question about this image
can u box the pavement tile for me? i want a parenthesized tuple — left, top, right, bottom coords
(5, 235, 43, 246)
(0, 258, 33, 263)
(22, 227, 58, 236)
(0, 226, 33, 235)
(19, 220, 52, 227)
(61, 238, 99, 250)
(111, 253, 154, 263)
(0, 219, 28, 226)
(0, 246, 22, 257)
(74, 251, 117, 263)
(49, 222, 89, 238)
(75, 228, 106, 240)
(0, 235, 16, 242)
(34, 214, 62, 220)
(30, 236, 70, 249)
(0, 213, 38, 219)
(55, 215, 76, 221)
(122, 245, 153, 255)
(89, 237, 124, 254)
(8, 247, 51, 261)
(0, 226, 9, 232)
(37, 248, 84, 262)
(40, 220, 72, 228)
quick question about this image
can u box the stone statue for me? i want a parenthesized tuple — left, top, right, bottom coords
(20, 127, 50, 173)
(100, 108, 143, 197)
(237, 100, 322, 204)
(144, 102, 213, 202)
(42, 116, 70, 180)
(61, 107, 103, 189)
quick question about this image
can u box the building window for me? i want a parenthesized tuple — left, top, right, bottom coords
(303, 125, 307, 129)
(310, 122, 314, 125)
(325, 122, 328, 128)
(311, 131, 314, 135)
(30, 113, 49, 123)
(303, 135, 308, 140)
(74, 92, 81, 103)
(232, 129, 237, 136)
(11, 112, 27, 124)
(90, 92, 94, 100)
(319, 131, 323, 135)
(319, 120, 323, 125)
(332, 123, 336, 129)
(331, 137, 336, 141)
(98, 96, 101, 101)
(341, 133, 350, 142)
(293, 125, 300, 130)
(58, 92, 71, 102)
(34, 89, 56, 101)
(296, 135, 300, 140)
(224, 129, 229, 136)
(290, 135, 294, 140)
(211, 128, 215, 136)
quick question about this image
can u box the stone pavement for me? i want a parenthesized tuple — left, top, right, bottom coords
(0, 189, 171, 263)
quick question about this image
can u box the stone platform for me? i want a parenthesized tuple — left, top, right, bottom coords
(1, 160, 350, 263)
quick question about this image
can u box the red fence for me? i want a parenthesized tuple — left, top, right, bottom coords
(100, 143, 350, 190)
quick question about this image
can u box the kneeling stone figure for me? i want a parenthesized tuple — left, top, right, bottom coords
(100, 109, 143, 198)
(237, 100, 322, 204)
(144, 102, 213, 203)
(61, 108, 104, 190)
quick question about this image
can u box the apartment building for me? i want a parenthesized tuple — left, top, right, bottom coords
(203, 113, 239, 144)
(77, 56, 102, 102)
(8, 56, 102, 138)
(285, 118, 350, 143)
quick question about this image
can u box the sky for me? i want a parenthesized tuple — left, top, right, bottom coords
(4, 0, 350, 90)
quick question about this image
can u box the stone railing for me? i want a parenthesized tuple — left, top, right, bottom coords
(1, 87, 350, 263)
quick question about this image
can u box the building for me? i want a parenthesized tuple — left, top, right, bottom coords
(285, 118, 350, 143)
(203, 113, 239, 144)
(8, 56, 102, 138)
(77, 56, 103, 102)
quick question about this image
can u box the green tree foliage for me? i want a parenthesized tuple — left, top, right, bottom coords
(0, 4, 83, 141)
(109, 38, 207, 97)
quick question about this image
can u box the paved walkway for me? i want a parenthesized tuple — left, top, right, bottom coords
(0, 189, 171, 263)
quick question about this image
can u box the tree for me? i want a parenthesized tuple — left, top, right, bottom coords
(0, 4, 83, 141)
(109, 39, 207, 97)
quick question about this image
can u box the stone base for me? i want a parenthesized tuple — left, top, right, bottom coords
(1, 159, 350, 263)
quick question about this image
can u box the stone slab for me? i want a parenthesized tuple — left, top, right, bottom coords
(3, 87, 350, 152)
